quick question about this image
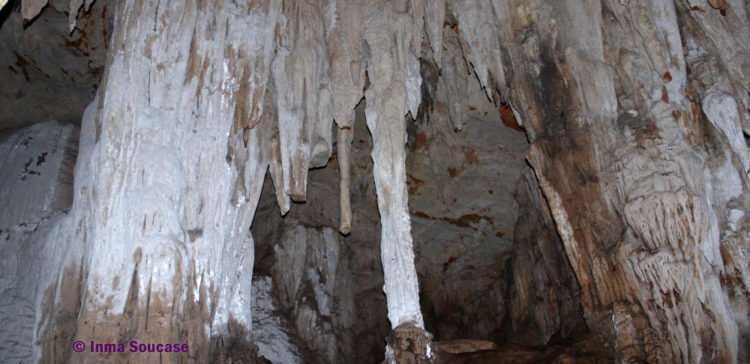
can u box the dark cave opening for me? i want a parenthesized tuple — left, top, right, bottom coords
(246, 54, 589, 362)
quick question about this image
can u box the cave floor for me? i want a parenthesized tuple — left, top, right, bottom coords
(434, 336, 613, 364)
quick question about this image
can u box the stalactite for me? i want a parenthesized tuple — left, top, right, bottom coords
(328, 0, 366, 235)
(272, 0, 334, 203)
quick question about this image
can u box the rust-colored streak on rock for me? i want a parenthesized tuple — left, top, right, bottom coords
(462, 148, 478, 164)
(411, 210, 495, 229)
(442, 254, 460, 272)
(447, 213, 494, 229)
(500, 102, 524, 131)
(416, 132, 427, 148)
(447, 167, 459, 177)
(412, 210, 430, 219)
(708, 0, 728, 11)
(13, 52, 31, 81)
(407, 176, 424, 195)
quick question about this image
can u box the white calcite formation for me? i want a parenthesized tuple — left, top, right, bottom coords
(28, 0, 435, 362)
(0, 0, 747, 363)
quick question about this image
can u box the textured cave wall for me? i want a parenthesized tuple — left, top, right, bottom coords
(506, 168, 587, 346)
(408, 41, 549, 345)
(0, 0, 110, 129)
(247, 75, 565, 362)
(251, 102, 391, 363)
(0, 120, 78, 362)
(487, 1, 750, 362)
(0, 0, 748, 363)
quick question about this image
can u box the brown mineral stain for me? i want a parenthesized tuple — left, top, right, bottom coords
(663, 71, 672, 83)
(448, 214, 494, 229)
(443, 254, 460, 272)
(416, 132, 427, 147)
(185, 31, 202, 83)
(495, 231, 504, 238)
(13, 52, 31, 81)
(412, 211, 429, 219)
(412, 210, 495, 229)
(407, 176, 424, 195)
(463, 148, 478, 164)
(447, 167, 459, 177)
(708, 0, 728, 12)
(500, 102, 524, 131)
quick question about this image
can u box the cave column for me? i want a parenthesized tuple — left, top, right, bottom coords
(364, 88, 423, 331)
(364, 89, 431, 361)
(362, 2, 431, 362)
(39, 0, 281, 362)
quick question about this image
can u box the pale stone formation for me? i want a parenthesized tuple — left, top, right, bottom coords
(328, 0, 366, 235)
(361, 0, 425, 335)
(0, 0, 748, 363)
(34, 0, 284, 362)
(0, 120, 77, 362)
(21, 0, 432, 362)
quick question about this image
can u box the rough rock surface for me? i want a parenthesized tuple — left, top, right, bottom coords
(0, 120, 78, 362)
(0, 0, 110, 129)
(0, 0, 748, 363)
